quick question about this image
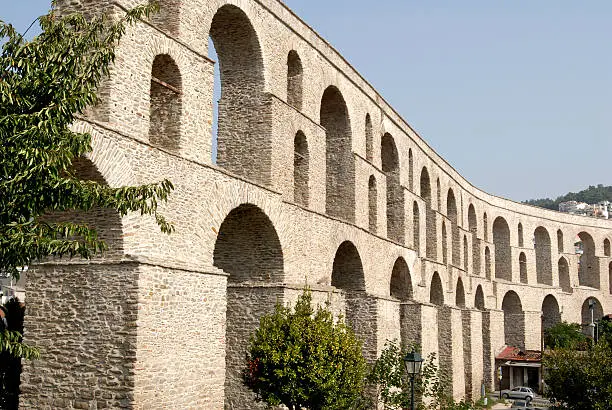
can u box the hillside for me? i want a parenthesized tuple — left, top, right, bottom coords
(523, 184, 612, 211)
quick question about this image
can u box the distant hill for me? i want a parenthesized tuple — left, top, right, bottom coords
(522, 184, 612, 211)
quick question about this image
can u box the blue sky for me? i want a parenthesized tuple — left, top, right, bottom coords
(3, 1, 611, 201)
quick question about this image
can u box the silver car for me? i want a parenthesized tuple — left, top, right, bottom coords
(501, 386, 535, 401)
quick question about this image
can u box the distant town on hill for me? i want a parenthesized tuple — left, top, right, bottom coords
(523, 184, 612, 216)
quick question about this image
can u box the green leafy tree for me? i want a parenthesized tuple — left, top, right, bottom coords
(243, 289, 368, 410)
(544, 321, 589, 350)
(0, 2, 171, 358)
(543, 340, 612, 410)
(368, 341, 483, 410)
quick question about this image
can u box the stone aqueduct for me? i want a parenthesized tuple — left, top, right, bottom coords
(20, 0, 612, 408)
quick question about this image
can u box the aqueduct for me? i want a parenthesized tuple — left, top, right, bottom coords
(20, 0, 612, 408)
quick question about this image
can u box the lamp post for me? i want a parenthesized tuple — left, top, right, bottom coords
(403, 351, 423, 410)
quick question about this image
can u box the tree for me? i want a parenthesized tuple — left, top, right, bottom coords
(544, 321, 589, 350)
(0, 2, 171, 358)
(243, 289, 368, 409)
(543, 340, 612, 410)
(368, 341, 483, 410)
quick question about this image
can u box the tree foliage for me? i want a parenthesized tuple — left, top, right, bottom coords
(523, 184, 612, 210)
(543, 340, 612, 410)
(368, 341, 484, 410)
(0, 0, 172, 281)
(544, 321, 589, 350)
(243, 289, 368, 410)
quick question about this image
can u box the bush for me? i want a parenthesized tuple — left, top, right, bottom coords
(243, 289, 368, 410)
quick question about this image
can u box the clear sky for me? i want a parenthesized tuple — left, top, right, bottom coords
(3, 1, 611, 202)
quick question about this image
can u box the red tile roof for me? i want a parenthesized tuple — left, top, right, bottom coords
(496, 346, 541, 362)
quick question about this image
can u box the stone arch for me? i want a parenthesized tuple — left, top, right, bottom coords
(519, 252, 528, 283)
(475, 285, 485, 310)
(557, 229, 564, 253)
(150, 0, 180, 36)
(421, 167, 437, 259)
(210, 5, 271, 185)
(502, 291, 524, 349)
(463, 235, 469, 272)
(365, 113, 373, 162)
(485, 246, 492, 280)
(332, 241, 365, 291)
(447, 189, 460, 265)
(381, 133, 404, 244)
(286, 50, 303, 110)
(535, 226, 552, 285)
(413, 201, 420, 251)
(517, 223, 524, 247)
(442, 221, 448, 264)
(542, 294, 561, 332)
(213, 203, 284, 406)
(293, 131, 309, 206)
(604, 238, 611, 257)
(558, 257, 572, 293)
(213, 204, 284, 283)
(408, 149, 414, 191)
(390, 257, 413, 301)
(368, 175, 377, 233)
(320, 86, 354, 223)
(483, 212, 488, 242)
(455, 277, 466, 308)
(430, 272, 444, 306)
(468, 204, 481, 275)
(581, 297, 603, 336)
(149, 54, 182, 152)
(436, 178, 441, 212)
(578, 231, 599, 289)
(493, 216, 511, 281)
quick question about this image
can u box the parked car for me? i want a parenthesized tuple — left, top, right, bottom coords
(501, 386, 535, 401)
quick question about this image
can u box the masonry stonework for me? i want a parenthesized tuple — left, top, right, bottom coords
(19, 0, 612, 408)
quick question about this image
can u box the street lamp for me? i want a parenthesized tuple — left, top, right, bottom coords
(403, 351, 423, 410)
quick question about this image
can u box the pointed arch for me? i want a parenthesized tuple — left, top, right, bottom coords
(408, 148, 414, 191)
(558, 257, 572, 293)
(442, 221, 448, 264)
(484, 246, 491, 280)
(578, 231, 599, 289)
(436, 178, 441, 212)
(365, 113, 373, 162)
(287, 50, 303, 110)
(517, 223, 524, 247)
(455, 277, 466, 308)
(381, 133, 404, 244)
(502, 291, 524, 349)
(483, 212, 488, 242)
(468, 204, 481, 276)
(604, 238, 611, 257)
(390, 257, 413, 301)
(368, 175, 377, 233)
(447, 188, 459, 265)
(581, 297, 603, 336)
(413, 202, 420, 251)
(430, 272, 444, 305)
(557, 229, 564, 253)
(421, 167, 437, 259)
(332, 241, 365, 291)
(293, 131, 309, 206)
(493, 216, 511, 281)
(535, 226, 552, 285)
(519, 252, 528, 283)
(463, 235, 469, 272)
(149, 54, 182, 152)
(475, 285, 485, 310)
(210, 5, 270, 185)
(320, 86, 354, 222)
(542, 295, 561, 332)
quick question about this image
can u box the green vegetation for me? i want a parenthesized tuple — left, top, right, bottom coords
(0, 1, 171, 359)
(544, 321, 589, 350)
(243, 289, 368, 409)
(543, 340, 612, 410)
(368, 341, 487, 410)
(523, 184, 612, 210)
